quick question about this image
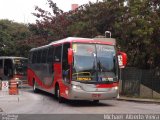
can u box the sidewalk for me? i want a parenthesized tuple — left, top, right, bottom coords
(0, 86, 31, 102)
(0, 91, 22, 102)
(118, 96, 160, 104)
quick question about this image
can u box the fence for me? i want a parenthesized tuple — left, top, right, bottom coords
(121, 67, 160, 98)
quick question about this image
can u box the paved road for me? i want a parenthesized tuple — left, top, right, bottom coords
(0, 87, 160, 114)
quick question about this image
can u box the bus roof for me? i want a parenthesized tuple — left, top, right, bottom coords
(30, 37, 116, 51)
(0, 56, 27, 59)
(49, 37, 116, 46)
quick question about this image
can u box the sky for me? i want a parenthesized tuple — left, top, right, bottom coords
(0, 0, 100, 24)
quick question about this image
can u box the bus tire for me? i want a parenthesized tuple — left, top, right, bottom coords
(55, 85, 65, 103)
(33, 80, 39, 93)
(93, 100, 99, 103)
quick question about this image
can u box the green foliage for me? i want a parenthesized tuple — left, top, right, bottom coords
(0, 19, 31, 57)
(114, 0, 160, 69)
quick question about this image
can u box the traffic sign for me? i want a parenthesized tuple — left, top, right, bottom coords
(2, 81, 9, 91)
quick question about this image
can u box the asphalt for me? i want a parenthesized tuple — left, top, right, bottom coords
(0, 88, 160, 104)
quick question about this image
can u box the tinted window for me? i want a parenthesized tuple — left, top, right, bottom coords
(41, 48, 48, 63)
(37, 50, 42, 63)
(54, 45, 62, 62)
(47, 46, 55, 63)
(62, 43, 70, 70)
(4, 59, 13, 77)
(32, 51, 37, 63)
(28, 52, 33, 64)
(14, 59, 28, 75)
(62, 43, 70, 82)
(0, 59, 3, 68)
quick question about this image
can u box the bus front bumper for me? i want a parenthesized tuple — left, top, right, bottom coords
(66, 86, 119, 100)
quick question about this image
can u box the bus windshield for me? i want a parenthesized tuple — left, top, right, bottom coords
(72, 43, 118, 83)
(14, 59, 28, 75)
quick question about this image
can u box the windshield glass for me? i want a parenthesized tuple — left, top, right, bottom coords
(14, 58, 28, 75)
(73, 44, 97, 82)
(96, 44, 117, 78)
(72, 43, 118, 83)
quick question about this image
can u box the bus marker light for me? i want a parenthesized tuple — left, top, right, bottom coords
(65, 90, 69, 95)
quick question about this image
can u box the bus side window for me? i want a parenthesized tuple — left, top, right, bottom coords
(0, 60, 3, 68)
(47, 46, 55, 73)
(4, 59, 13, 77)
(32, 51, 37, 64)
(0, 59, 3, 76)
(28, 52, 33, 64)
(54, 45, 62, 62)
(37, 50, 42, 63)
(62, 43, 70, 83)
(47, 46, 54, 63)
(41, 48, 48, 63)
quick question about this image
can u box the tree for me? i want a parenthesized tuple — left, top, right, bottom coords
(0, 19, 31, 57)
(114, 0, 160, 69)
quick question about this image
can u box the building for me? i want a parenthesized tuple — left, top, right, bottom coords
(71, 4, 78, 11)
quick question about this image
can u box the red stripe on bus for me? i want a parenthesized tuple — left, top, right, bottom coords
(96, 82, 118, 88)
(28, 68, 55, 89)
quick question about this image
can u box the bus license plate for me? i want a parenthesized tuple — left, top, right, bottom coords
(92, 94, 101, 98)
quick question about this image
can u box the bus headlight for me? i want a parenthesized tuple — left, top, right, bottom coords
(72, 85, 81, 90)
(15, 78, 19, 81)
(114, 86, 118, 90)
(65, 90, 69, 95)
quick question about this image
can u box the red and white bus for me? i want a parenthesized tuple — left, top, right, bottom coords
(27, 36, 127, 103)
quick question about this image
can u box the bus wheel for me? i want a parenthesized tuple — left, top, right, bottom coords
(93, 100, 99, 103)
(55, 85, 65, 103)
(33, 80, 39, 93)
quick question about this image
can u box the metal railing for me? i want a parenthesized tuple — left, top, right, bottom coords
(121, 67, 160, 98)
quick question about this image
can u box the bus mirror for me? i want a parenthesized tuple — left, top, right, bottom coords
(68, 48, 73, 65)
(117, 51, 127, 68)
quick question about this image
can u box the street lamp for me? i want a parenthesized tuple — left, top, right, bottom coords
(105, 31, 111, 38)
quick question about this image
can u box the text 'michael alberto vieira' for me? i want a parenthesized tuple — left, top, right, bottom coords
(104, 114, 160, 120)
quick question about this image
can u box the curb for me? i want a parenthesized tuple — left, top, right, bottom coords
(117, 97, 160, 104)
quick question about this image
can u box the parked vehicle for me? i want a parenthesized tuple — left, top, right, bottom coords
(0, 56, 28, 85)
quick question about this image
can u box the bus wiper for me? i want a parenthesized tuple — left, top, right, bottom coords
(97, 60, 103, 72)
(92, 53, 97, 72)
(113, 56, 116, 74)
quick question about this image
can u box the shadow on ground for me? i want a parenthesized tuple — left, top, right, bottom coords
(24, 87, 115, 107)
